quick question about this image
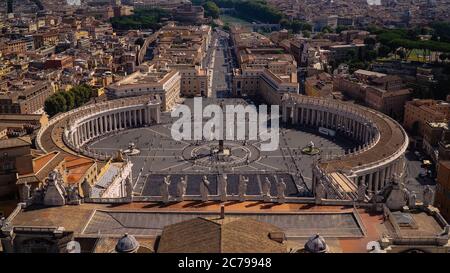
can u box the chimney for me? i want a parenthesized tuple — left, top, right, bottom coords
(220, 204, 225, 219)
(269, 232, 286, 244)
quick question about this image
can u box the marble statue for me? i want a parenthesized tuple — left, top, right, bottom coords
(177, 176, 187, 201)
(423, 185, 435, 207)
(357, 183, 367, 202)
(21, 183, 31, 202)
(67, 185, 81, 205)
(200, 175, 210, 202)
(408, 191, 416, 208)
(43, 170, 66, 206)
(32, 187, 44, 204)
(315, 181, 326, 203)
(161, 175, 171, 203)
(277, 178, 287, 203)
(81, 178, 92, 198)
(239, 176, 248, 202)
(220, 174, 227, 202)
(125, 177, 133, 198)
(385, 177, 408, 210)
(262, 177, 271, 202)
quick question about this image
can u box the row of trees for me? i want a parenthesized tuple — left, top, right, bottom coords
(44, 85, 94, 117)
(431, 22, 450, 43)
(280, 19, 312, 34)
(232, 0, 283, 24)
(375, 28, 450, 56)
(110, 8, 170, 30)
(194, 0, 284, 24)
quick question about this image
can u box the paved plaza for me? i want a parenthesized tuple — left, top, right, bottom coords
(88, 97, 357, 197)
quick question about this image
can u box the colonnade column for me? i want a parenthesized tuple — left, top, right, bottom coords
(368, 173, 373, 192)
(374, 171, 380, 192)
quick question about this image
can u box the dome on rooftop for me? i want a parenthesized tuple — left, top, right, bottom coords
(115, 233, 140, 253)
(304, 234, 328, 253)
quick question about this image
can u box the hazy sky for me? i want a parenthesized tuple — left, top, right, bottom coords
(65, 0, 381, 6)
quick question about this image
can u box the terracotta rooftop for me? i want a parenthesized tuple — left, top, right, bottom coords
(7, 201, 394, 253)
(64, 155, 96, 184)
(16, 151, 60, 185)
(158, 217, 287, 253)
(0, 136, 31, 150)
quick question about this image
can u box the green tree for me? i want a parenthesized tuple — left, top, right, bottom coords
(61, 91, 75, 110)
(365, 50, 378, 61)
(203, 1, 220, 19)
(431, 22, 450, 42)
(44, 85, 94, 117)
(44, 96, 59, 117)
(364, 37, 376, 49)
(321, 26, 334, 33)
(378, 44, 391, 57)
(336, 25, 351, 33)
(303, 30, 311, 38)
(223, 23, 231, 31)
(44, 93, 67, 117)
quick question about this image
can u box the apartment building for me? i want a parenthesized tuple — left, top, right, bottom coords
(305, 72, 337, 99)
(0, 136, 33, 199)
(231, 29, 299, 104)
(0, 80, 54, 114)
(33, 32, 59, 49)
(404, 99, 450, 137)
(334, 70, 411, 120)
(232, 67, 299, 105)
(436, 159, 450, 222)
(153, 23, 211, 97)
(105, 62, 181, 111)
(0, 39, 28, 55)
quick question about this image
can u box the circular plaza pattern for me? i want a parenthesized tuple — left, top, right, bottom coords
(36, 94, 408, 200)
(182, 140, 260, 168)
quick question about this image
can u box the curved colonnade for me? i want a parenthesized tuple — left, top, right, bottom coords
(281, 94, 409, 198)
(36, 96, 161, 160)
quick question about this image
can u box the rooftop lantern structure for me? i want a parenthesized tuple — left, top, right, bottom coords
(304, 233, 328, 253)
(115, 233, 140, 253)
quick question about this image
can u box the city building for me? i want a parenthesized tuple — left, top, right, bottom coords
(232, 68, 299, 105)
(305, 72, 339, 99)
(423, 122, 448, 161)
(44, 55, 74, 70)
(334, 70, 411, 120)
(173, 3, 205, 24)
(133, 0, 189, 10)
(0, 80, 54, 114)
(231, 28, 299, 104)
(404, 99, 450, 137)
(0, 136, 33, 199)
(105, 62, 181, 111)
(436, 160, 450, 222)
(329, 44, 366, 64)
